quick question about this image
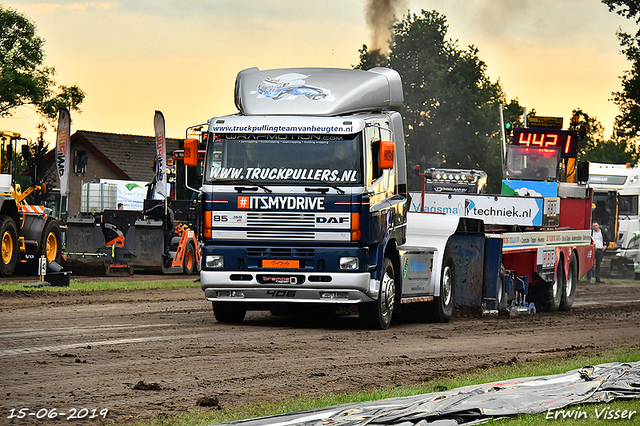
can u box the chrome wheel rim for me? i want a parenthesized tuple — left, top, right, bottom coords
(442, 266, 453, 306)
(381, 269, 395, 321)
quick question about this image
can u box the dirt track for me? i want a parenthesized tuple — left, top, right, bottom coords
(0, 277, 639, 425)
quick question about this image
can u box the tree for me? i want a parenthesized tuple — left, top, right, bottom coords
(569, 107, 638, 163)
(572, 108, 605, 157)
(602, 1, 640, 144)
(355, 10, 505, 192)
(611, 31, 640, 142)
(503, 99, 527, 129)
(0, 6, 85, 123)
(588, 137, 640, 162)
(603, 0, 640, 27)
(353, 45, 388, 70)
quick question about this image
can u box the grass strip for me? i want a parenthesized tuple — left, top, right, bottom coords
(0, 278, 199, 292)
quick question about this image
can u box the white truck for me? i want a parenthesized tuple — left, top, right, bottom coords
(589, 162, 640, 278)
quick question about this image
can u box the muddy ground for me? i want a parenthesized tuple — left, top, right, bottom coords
(0, 276, 639, 425)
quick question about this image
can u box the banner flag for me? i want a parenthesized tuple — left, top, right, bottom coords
(154, 111, 167, 197)
(55, 108, 71, 197)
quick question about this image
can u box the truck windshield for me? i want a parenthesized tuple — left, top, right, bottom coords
(504, 146, 560, 181)
(203, 134, 363, 185)
(619, 195, 638, 216)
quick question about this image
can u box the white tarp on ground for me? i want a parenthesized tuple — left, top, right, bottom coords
(218, 362, 640, 426)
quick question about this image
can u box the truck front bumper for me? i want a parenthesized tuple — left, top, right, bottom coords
(201, 271, 377, 304)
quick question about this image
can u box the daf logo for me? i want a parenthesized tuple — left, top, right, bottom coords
(316, 217, 348, 224)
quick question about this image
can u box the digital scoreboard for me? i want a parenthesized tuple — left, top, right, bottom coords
(512, 128, 578, 158)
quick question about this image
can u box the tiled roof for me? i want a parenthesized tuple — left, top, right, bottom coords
(73, 130, 182, 181)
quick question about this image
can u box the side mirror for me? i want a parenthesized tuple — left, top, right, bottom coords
(577, 160, 589, 183)
(378, 140, 394, 169)
(184, 138, 198, 167)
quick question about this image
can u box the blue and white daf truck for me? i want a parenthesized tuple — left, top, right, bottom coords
(188, 67, 503, 329)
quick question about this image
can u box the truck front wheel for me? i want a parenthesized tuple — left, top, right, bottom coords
(360, 257, 395, 330)
(0, 216, 18, 276)
(212, 302, 247, 324)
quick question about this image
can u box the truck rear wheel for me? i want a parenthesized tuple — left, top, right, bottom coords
(360, 257, 395, 330)
(411, 255, 456, 323)
(560, 253, 577, 311)
(538, 259, 564, 312)
(182, 242, 196, 275)
(428, 254, 455, 323)
(212, 302, 247, 324)
(496, 266, 508, 311)
(38, 218, 62, 265)
(0, 216, 18, 276)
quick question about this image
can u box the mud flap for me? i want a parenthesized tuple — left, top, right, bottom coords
(483, 237, 503, 312)
(446, 232, 485, 306)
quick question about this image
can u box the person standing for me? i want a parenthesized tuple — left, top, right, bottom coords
(587, 221, 608, 283)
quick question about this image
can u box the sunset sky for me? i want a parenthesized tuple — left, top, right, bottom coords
(1, 0, 634, 146)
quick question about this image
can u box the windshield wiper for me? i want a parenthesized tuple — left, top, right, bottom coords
(225, 179, 273, 194)
(303, 180, 346, 195)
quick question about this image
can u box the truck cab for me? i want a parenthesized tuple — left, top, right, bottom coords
(589, 162, 640, 278)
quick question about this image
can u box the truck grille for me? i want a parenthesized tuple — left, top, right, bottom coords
(248, 230, 316, 240)
(247, 248, 316, 258)
(247, 212, 315, 228)
(210, 211, 350, 241)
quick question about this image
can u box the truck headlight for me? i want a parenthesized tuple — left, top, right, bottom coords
(339, 256, 359, 270)
(206, 254, 224, 268)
